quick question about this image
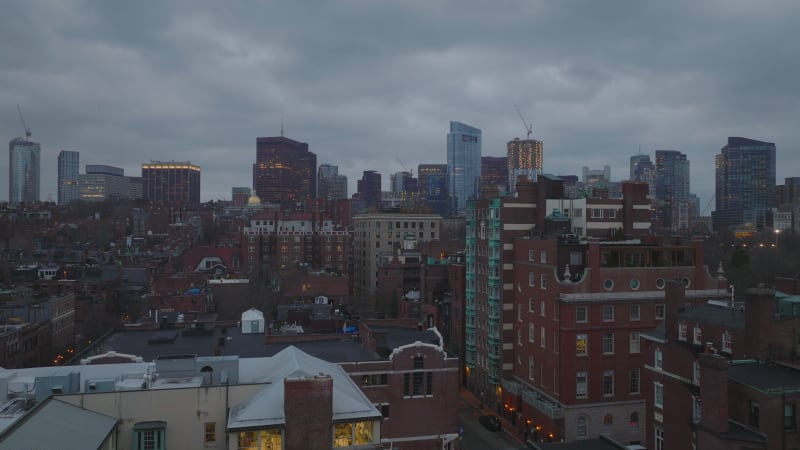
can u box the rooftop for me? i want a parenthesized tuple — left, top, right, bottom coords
(728, 361, 800, 394)
(678, 302, 745, 329)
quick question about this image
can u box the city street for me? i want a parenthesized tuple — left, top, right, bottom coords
(455, 396, 528, 450)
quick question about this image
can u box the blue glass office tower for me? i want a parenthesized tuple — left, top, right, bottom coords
(9, 137, 41, 204)
(447, 121, 481, 216)
(58, 150, 80, 205)
(713, 137, 776, 230)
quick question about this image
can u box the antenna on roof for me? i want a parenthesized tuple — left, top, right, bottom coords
(280, 115, 284, 137)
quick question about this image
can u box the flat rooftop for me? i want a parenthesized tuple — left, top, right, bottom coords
(728, 361, 800, 393)
(84, 326, 379, 364)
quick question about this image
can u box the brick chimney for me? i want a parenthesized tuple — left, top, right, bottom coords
(744, 288, 776, 360)
(284, 375, 333, 450)
(697, 353, 730, 442)
(665, 280, 686, 339)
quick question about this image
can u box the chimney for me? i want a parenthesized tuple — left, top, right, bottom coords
(744, 288, 776, 360)
(665, 280, 686, 338)
(284, 375, 333, 450)
(697, 353, 729, 437)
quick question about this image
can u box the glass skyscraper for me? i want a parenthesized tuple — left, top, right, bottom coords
(447, 121, 481, 216)
(655, 150, 692, 231)
(8, 137, 41, 204)
(713, 137, 776, 230)
(58, 150, 80, 205)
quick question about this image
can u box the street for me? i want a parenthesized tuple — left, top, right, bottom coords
(455, 397, 528, 450)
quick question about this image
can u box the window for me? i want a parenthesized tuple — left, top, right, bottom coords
(630, 412, 639, 427)
(540, 326, 546, 348)
(603, 414, 613, 427)
(333, 421, 376, 447)
(603, 370, 614, 396)
(576, 306, 588, 323)
(134, 422, 166, 450)
(380, 404, 390, 419)
(603, 333, 614, 354)
(785, 403, 796, 430)
(693, 395, 702, 424)
(570, 251, 582, 265)
(693, 360, 700, 385)
(205, 422, 216, 444)
(426, 372, 433, 395)
(540, 300, 546, 317)
(518, 304, 523, 322)
(630, 332, 640, 353)
(413, 356, 424, 369)
(630, 368, 640, 394)
(529, 356, 535, 381)
(630, 304, 640, 321)
(654, 382, 664, 409)
(576, 372, 588, 399)
(722, 330, 732, 353)
(403, 373, 410, 396)
(750, 401, 760, 428)
(540, 250, 547, 263)
(679, 323, 687, 341)
(591, 208, 602, 218)
(517, 330, 523, 345)
(529, 323, 535, 343)
(577, 334, 588, 356)
(413, 372, 424, 395)
(528, 249, 535, 261)
(574, 208, 583, 218)
(603, 279, 614, 291)
(576, 415, 588, 437)
(528, 298, 535, 313)
(540, 273, 547, 290)
(655, 427, 664, 450)
(655, 304, 665, 319)
(603, 305, 615, 322)
(654, 348, 663, 369)
(528, 272, 536, 287)
(693, 325, 702, 345)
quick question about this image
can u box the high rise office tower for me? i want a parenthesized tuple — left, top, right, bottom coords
(447, 121, 481, 215)
(232, 187, 251, 206)
(142, 161, 201, 204)
(630, 154, 656, 198)
(655, 150, 692, 232)
(318, 164, 348, 201)
(253, 136, 317, 206)
(418, 164, 449, 217)
(507, 138, 543, 190)
(58, 150, 80, 205)
(8, 137, 41, 204)
(713, 137, 777, 230)
(480, 156, 508, 193)
(79, 165, 131, 202)
(357, 170, 382, 209)
(389, 171, 418, 208)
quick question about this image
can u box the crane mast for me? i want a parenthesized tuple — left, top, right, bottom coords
(514, 105, 533, 140)
(16, 104, 32, 141)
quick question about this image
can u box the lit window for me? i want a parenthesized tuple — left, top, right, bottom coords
(577, 334, 588, 356)
(204, 422, 216, 444)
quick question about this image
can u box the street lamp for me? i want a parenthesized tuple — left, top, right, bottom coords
(774, 229, 781, 248)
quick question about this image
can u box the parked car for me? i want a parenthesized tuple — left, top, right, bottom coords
(479, 415, 502, 432)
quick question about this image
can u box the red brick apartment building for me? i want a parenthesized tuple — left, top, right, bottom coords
(642, 280, 800, 450)
(504, 235, 727, 445)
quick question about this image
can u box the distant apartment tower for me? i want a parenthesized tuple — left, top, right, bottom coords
(630, 154, 655, 197)
(480, 156, 508, 193)
(8, 137, 40, 204)
(357, 170, 382, 210)
(447, 121, 481, 216)
(713, 137, 777, 230)
(232, 187, 251, 206)
(507, 138, 543, 190)
(582, 165, 611, 184)
(142, 161, 201, 204)
(253, 136, 317, 206)
(318, 164, 348, 201)
(418, 164, 449, 217)
(655, 150, 693, 232)
(57, 150, 80, 205)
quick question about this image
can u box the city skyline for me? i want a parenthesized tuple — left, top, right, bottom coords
(1, 2, 799, 206)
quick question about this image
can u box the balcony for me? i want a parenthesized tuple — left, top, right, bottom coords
(521, 387, 564, 420)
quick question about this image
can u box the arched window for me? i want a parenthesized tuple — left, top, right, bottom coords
(630, 412, 639, 427)
(576, 415, 589, 437)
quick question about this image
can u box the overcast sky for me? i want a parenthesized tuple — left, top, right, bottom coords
(2, 1, 798, 211)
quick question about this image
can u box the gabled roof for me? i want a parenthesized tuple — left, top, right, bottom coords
(228, 346, 380, 430)
(241, 308, 264, 320)
(0, 398, 117, 450)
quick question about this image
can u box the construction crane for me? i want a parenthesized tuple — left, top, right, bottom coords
(514, 105, 533, 140)
(16, 104, 31, 141)
(395, 157, 412, 177)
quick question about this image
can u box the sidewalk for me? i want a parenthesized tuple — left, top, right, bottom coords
(459, 387, 529, 446)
